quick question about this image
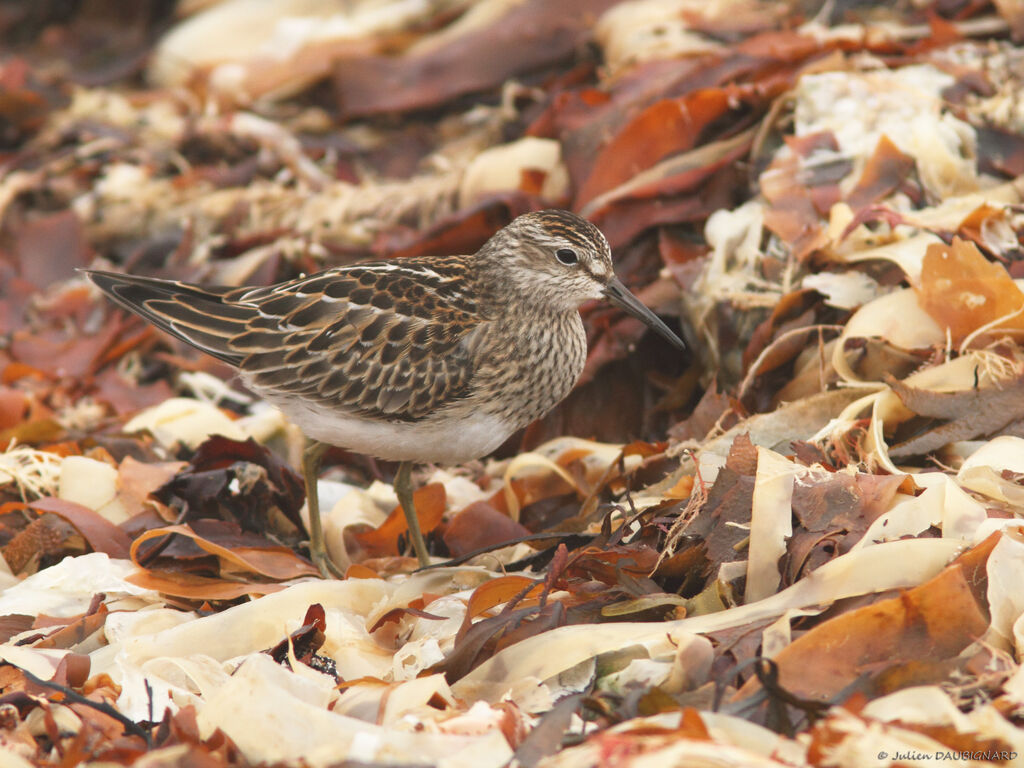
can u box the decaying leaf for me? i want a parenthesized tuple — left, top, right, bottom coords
(734, 532, 998, 706)
(915, 238, 1024, 345)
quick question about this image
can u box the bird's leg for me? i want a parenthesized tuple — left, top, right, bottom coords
(395, 461, 430, 567)
(302, 440, 344, 578)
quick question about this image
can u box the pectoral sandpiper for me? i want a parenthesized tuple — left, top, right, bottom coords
(86, 210, 685, 576)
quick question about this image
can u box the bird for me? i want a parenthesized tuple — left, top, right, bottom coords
(84, 209, 686, 577)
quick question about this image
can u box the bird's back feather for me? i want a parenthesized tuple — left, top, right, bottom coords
(85, 262, 486, 423)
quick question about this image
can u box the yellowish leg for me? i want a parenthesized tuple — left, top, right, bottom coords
(302, 440, 344, 578)
(395, 461, 430, 567)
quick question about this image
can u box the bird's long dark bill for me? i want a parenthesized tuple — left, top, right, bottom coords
(603, 277, 686, 352)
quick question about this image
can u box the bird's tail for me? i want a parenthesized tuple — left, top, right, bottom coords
(83, 270, 248, 366)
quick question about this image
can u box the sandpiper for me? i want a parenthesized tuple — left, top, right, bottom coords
(86, 210, 685, 576)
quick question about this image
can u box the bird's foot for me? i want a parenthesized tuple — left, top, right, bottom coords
(310, 546, 345, 579)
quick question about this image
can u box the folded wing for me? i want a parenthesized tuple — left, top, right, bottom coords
(85, 263, 484, 421)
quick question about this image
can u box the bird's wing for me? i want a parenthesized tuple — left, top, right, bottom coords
(86, 261, 485, 421)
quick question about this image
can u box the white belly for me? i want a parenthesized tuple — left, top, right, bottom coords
(271, 395, 513, 464)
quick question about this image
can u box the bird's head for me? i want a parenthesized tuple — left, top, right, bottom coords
(480, 209, 686, 351)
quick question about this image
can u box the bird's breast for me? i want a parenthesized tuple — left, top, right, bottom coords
(471, 310, 587, 429)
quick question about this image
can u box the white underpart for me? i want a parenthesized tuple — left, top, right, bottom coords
(261, 389, 511, 464)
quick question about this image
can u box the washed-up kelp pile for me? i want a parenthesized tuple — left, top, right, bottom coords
(2, 1, 1024, 766)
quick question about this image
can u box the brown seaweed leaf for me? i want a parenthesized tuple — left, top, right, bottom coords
(153, 435, 306, 536)
(130, 521, 319, 580)
(28, 497, 133, 559)
(32, 604, 108, 651)
(0, 57, 68, 147)
(124, 570, 288, 601)
(684, 433, 758, 575)
(3, 511, 85, 575)
(783, 472, 907, 584)
(761, 132, 849, 261)
(264, 603, 337, 679)
(575, 88, 735, 209)
(333, 0, 626, 120)
(886, 373, 1024, 458)
(442, 603, 565, 685)
(442, 501, 532, 557)
(734, 532, 998, 706)
(845, 134, 917, 211)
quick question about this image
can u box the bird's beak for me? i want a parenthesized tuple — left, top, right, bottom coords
(602, 277, 686, 352)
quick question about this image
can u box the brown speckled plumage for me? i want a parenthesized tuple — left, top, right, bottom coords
(86, 210, 685, 570)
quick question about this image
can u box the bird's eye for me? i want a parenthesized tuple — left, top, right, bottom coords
(555, 248, 579, 265)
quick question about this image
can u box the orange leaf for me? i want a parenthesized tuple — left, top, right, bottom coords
(0, 387, 28, 431)
(677, 708, 713, 740)
(958, 203, 1005, 245)
(125, 570, 288, 599)
(352, 483, 446, 556)
(665, 475, 695, 500)
(622, 440, 666, 458)
(1, 362, 48, 384)
(33, 608, 108, 651)
(0, 500, 28, 516)
(466, 575, 543, 621)
(345, 563, 379, 579)
(576, 90, 731, 207)
(38, 441, 80, 458)
(916, 238, 1024, 344)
